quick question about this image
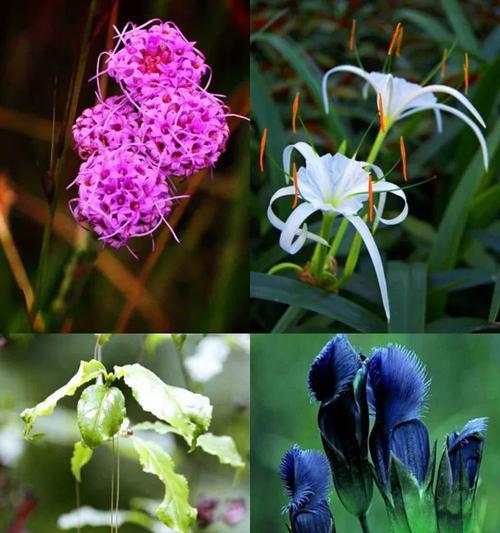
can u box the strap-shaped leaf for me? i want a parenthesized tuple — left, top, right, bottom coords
(77, 384, 126, 448)
(196, 433, 245, 469)
(71, 441, 93, 482)
(132, 436, 197, 533)
(20, 360, 107, 440)
(115, 364, 212, 446)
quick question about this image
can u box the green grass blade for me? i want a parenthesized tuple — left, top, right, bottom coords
(388, 262, 427, 332)
(250, 272, 386, 332)
(396, 9, 453, 45)
(488, 268, 500, 323)
(469, 183, 500, 228)
(426, 317, 491, 332)
(439, 0, 481, 55)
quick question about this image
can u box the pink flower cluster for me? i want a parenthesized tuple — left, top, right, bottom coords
(70, 20, 230, 250)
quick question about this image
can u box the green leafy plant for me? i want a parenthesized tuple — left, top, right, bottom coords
(19, 335, 244, 533)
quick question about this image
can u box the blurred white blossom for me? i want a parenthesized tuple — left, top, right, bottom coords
(185, 336, 230, 383)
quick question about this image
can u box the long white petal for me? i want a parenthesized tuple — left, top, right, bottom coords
(372, 184, 409, 226)
(398, 103, 489, 170)
(434, 108, 443, 133)
(267, 186, 328, 250)
(280, 202, 322, 254)
(282, 142, 318, 182)
(322, 65, 376, 114)
(346, 215, 390, 321)
(399, 84, 486, 128)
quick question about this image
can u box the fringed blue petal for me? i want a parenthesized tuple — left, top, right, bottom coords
(391, 419, 430, 485)
(447, 418, 487, 488)
(291, 502, 334, 533)
(308, 335, 361, 403)
(280, 445, 331, 512)
(368, 344, 430, 430)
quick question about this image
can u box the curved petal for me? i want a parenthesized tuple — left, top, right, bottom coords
(372, 183, 408, 226)
(398, 103, 489, 170)
(280, 202, 323, 254)
(345, 215, 390, 321)
(282, 142, 318, 182)
(398, 84, 486, 128)
(322, 65, 377, 114)
(433, 108, 443, 133)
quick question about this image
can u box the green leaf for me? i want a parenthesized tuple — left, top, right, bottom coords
(77, 384, 126, 448)
(397, 9, 453, 44)
(426, 317, 490, 333)
(96, 334, 113, 347)
(132, 421, 179, 435)
(388, 262, 427, 333)
(251, 272, 386, 332)
(488, 268, 500, 323)
(439, 0, 480, 55)
(132, 436, 197, 533)
(197, 433, 245, 469)
(252, 33, 347, 144)
(71, 441, 93, 482)
(469, 183, 500, 228)
(171, 334, 187, 352)
(20, 359, 106, 440)
(114, 364, 212, 446)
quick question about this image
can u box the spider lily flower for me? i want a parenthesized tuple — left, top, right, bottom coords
(322, 66, 489, 170)
(280, 445, 335, 533)
(308, 335, 373, 519)
(368, 345, 436, 533)
(436, 418, 488, 533)
(267, 141, 408, 321)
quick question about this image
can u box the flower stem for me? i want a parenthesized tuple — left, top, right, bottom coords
(327, 217, 349, 260)
(367, 127, 387, 164)
(310, 212, 334, 278)
(267, 262, 303, 275)
(358, 515, 371, 533)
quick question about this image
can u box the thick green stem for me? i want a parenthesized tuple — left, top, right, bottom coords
(309, 212, 334, 278)
(366, 127, 388, 164)
(272, 306, 304, 332)
(327, 217, 349, 260)
(358, 514, 371, 533)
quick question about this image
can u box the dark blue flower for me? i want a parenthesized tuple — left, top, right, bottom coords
(436, 418, 488, 533)
(368, 345, 436, 532)
(368, 344, 431, 488)
(280, 445, 335, 533)
(308, 335, 372, 519)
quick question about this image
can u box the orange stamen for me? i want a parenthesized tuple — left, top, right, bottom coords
(292, 92, 300, 134)
(396, 26, 403, 57)
(464, 53, 469, 95)
(441, 48, 448, 79)
(292, 162, 299, 208)
(259, 127, 268, 173)
(388, 22, 401, 55)
(368, 174, 374, 223)
(400, 136, 408, 182)
(377, 93, 385, 132)
(349, 19, 356, 51)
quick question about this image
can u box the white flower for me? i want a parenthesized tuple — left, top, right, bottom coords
(184, 336, 230, 383)
(322, 66, 488, 170)
(267, 141, 408, 320)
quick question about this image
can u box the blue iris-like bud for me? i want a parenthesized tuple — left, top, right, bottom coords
(280, 445, 335, 533)
(308, 335, 372, 520)
(368, 344, 436, 532)
(436, 418, 487, 533)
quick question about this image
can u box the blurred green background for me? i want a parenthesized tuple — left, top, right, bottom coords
(0, 0, 249, 332)
(251, 333, 499, 532)
(250, 0, 500, 332)
(0, 333, 250, 532)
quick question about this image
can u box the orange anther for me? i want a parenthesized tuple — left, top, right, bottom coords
(368, 174, 374, 223)
(441, 48, 448, 79)
(400, 136, 408, 182)
(388, 22, 401, 55)
(377, 94, 386, 132)
(396, 26, 404, 57)
(292, 92, 300, 134)
(464, 53, 469, 95)
(292, 162, 299, 208)
(259, 127, 268, 173)
(349, 19, 356, 51)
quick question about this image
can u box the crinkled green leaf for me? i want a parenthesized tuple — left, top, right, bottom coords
(115, 364, 212, 446)
(196, 433, 245, 469)
(132, 436, 197, 533)
(71, 441, 93, 482)
(20, 359, 106, 440)
(77, 384, 126, 448)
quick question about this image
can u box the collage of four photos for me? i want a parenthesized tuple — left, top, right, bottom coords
(0, 0, 499, 532)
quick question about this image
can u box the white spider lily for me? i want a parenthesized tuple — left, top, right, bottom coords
(322, 66, 488, 170)
(267, 142, 409, 320)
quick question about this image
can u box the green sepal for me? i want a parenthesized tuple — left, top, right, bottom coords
(387, 453, 437, 533)
(77, 384, 126, 448)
